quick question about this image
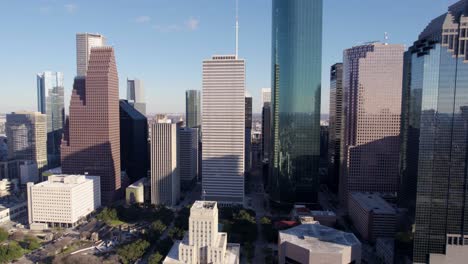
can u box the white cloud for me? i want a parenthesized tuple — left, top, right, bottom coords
(64, 3, 77, 13)
(185, 17, 200, 31)
(136, 16, 151, 23)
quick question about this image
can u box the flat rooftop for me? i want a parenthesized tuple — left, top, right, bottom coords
(33, 175, 98, 188)
(279, 224, 360, 253)
(350, 192, 396, 215)
(192, 200, 217, 210)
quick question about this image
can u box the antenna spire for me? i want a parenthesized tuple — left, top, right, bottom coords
(236, 0, 239, 58)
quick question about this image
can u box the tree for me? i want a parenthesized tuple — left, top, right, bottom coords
(22, 235, 41, 251)
(0, 228, 8, 242)
(96, 207, 119, 225)
(117, 239, 150, 264)
(148, 252, 164, 264)
(149, 220, 167, 241)
(0, 242, 24, 263)
(260, 216, 277, 243)
(168, 227, 185, 240)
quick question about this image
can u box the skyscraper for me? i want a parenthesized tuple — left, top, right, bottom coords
(62, 47, 121, 205)
(185, 90, 201, 129)
(127, 78, 146, 115)
(76, 33, 106, 77)
(402, 1, 468, 262)
(150, 121, 180, 206)
(270, 0, 322, 205)
(120, 100, 148, 183)
(262, 102, 271, 161)
(327, 63, 343, 193)
(202, 55, 245, 205)
(340, 43, 404, 207)
(6, 112, 47, 176)
(179, 127, 198, 186)
(261, 87, 271, 107)
(245, 93, 252, 173)
(37, 71, 64, 168)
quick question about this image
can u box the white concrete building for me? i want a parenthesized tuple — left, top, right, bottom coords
(126, 177, 147, 204)
(202, 55, 245, 205)
(76, 33, 106, 77)
(150, 121, 180, 206)
(0, 197, 27, 223)
(278, 223, 361, 264)
(261, 87, 271, 107)
(164, 201, 240, 264)
(27, 174, 101, 228)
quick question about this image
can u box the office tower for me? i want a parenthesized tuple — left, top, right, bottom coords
(400, 1, 468, 262)
(150, 121, 180, 206)
(270, 0, 322, 205)
(6, 112, 47, 176)
(185, 90, 201, 129)
(164, 201, 240, 263)
(37, 71, 65, 168)
(179, 127, 198, 186)
(62, 47, 121, 205)
(120, 100, 148, 183)
(327, 63, 343, 193)
(202, 55, 245, 205)
(127, 78, 146, 115)
(76, 33, 106, 77)
(261, 88, 271, 107)
(245, 93, 252, 173)
(340, 43, 404, 207)
(262, 102, 271, 161)
(27, 175, 101, 228)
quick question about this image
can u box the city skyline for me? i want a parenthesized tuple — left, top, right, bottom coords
(0, 0, 458, 114)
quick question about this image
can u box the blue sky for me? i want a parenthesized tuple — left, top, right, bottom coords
(0, 0, 458, 114)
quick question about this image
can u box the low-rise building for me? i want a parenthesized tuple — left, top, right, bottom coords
(126, 177, 149, 204)
(0, 196, 27, 223)
(278, 223, 361, 264)
(291, 205, 337, 227)
(27, 174, 101, 228)
(348, 192, 397, 241)
(164, 201, 240, 264)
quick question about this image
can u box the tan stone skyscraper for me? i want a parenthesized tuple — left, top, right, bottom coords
(340, 43, 404, 207)
(62, 46, 121, 205)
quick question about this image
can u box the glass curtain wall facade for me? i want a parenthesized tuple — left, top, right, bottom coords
(402, 2, 468, 262)
(328, 63, 343, 193)
(37, 72, 64, 168)
(186, 90, 201, 129)
(270, 0, 322, 205)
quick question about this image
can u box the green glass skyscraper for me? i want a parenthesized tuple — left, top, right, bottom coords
(270, 0, 322, 205)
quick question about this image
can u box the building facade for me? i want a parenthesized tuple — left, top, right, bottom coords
(202, 55, 245, 205)
(27, 175, 101, 227)
(327, 63, 343, 193)
(164, 201, 240, 264)
(179, 127, 198, 185)
(6, 112, 47, 178)
(340, 43, 404, 207)
(400, 1, 468, 262)
(120, 100, 148, 183)
(37, 71, 65, 168)
(150, 121, 180, 206)
(245, 94, 252, 173)
(261, 87, 271, 107)
(262, 102, 271, 162)
(62, 47, 121, 205)
(76, 33, 106, 77)
(270, 0, 323, 205)
(185, 90, 201, 129)
(278, 223, 361, 264)
(127, 78, 146, 115)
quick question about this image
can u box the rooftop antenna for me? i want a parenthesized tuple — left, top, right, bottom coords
(236, 0, 239, 58)
(384, 32, 389, 45)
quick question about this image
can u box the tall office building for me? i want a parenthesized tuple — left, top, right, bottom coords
(245, 93, 252, 173)
(185, 90, 201, 129)
(76, 33, 106, 77)
(340, 43, 404, 207)
(270, 0, 322, 205)
(179, 127, 198, 185)
(401, 1, 468, 262)
(6, 112, 47, 176)
(327, 63, 343, 193)
(202, 55, 245, 205)
(37, 71, 64, 168)
(127, 78, 146, 115)
(261, 88, 271, 107)
(150, 121, 180, 206)
(62, 47, 121, 205)
(262, 103, 271, 161)
(120, 100, 148, 183)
